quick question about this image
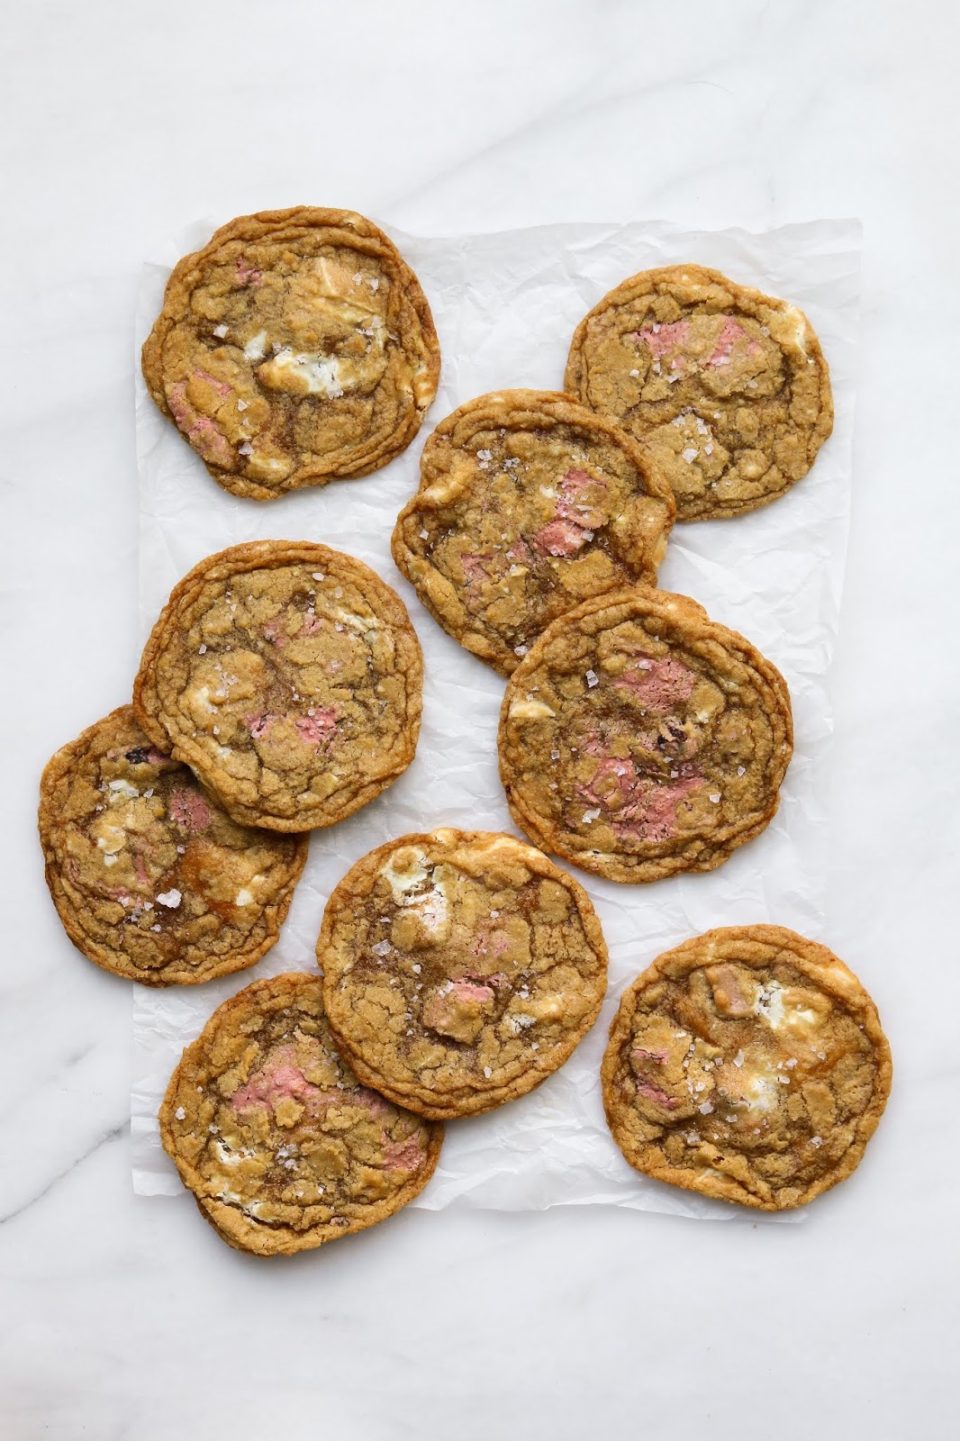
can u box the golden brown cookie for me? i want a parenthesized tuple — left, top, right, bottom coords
(317, 830, 608, 1119)
(498, 587, 792, 883)
(565, 264, 833, 520)
(133, 541, 422, 833)
(601, 926, 892, 1211)
(142, 207, 440, 500)
(391, 389, 675, 675)
(160, 972, 442, 1255)
(38, 707, 307, 986)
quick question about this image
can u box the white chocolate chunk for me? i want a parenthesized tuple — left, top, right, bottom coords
(243, 329, 268, 361)
(508, 698, 555, 720)
(380, 848, 430, 900)
(261, 348, 344, 398)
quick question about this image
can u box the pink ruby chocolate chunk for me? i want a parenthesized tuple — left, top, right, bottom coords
(506, 538, 533, 565)
(448, 978, 497, 1006)
(295, 709, 337, 747)
(262, 617, 287, 648)
(166, 381, 234, 469)
(194, 368, 233, 398)
(298, 612, 326, 637)
(632, 1046, 668, 1064)
(232, 1047, 313, 1110)
(168, 785, 212, 834)
(616, 655, 696, 711)
(246, 712, 279, 741)
(580, 756, 637, 810)
(383, 1134, 427, 1172)
(533, 518, 589, 557)
(557, 468, 608, 529)
(616, 773, 703, 843)
(630, 1045, 677, 1109)
(636, 319, 691, 362)
(635, 1081, 678, 1110)
(579, 752, 703, 842)
(422, 978, 496, 1036)
(461, 551, 494, 586)
(232, 1045, 341, 1117)
(235, 257, 262, 286)
(350, 1086, 392, 1120)
(707, 315, 761, 368)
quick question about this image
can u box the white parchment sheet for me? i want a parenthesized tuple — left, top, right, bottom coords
(131, 219, 861, 1220)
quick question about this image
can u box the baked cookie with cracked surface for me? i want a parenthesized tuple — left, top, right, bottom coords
(160, 972, 442, 1255)
(133, 541, 422, 833)
(601, 926, 892, 1211)
(391, 389, 675, 675)
(565, 264, 832, 520)
(142, 207, 440, 500)
(317, 830, 608, 1119)
(498, 587, 792, 883)
(39, 707, 306, 986)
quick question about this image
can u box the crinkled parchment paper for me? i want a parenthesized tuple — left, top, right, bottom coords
(132, 219, 861, 1221)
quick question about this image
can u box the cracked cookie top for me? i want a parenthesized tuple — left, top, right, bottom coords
(38, 707, 307, 985)
(565, 264, 832, 520)
(391, 390, 674, 674)
(317, 830, 608, 1118)
(142, 207, 440, 500)
(498, 587, 792, 883)
(133, 541, 422, 832)
(160, 972, 442, 1255)
(601, 926, 892, 1211)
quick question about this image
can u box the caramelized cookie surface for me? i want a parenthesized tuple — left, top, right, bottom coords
(161, 972, 442, 1255)
(143, 207, 440, 499)
(392, 390, 674, 674)
(133, 541, 422, 832)
(318, 830, 608, 1118)
(565, 264, 832, 520)
(602, 927, 892, 1210)
(39, 706, 306, 984)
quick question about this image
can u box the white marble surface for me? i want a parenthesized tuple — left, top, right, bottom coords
(2, 2, 957, 1436)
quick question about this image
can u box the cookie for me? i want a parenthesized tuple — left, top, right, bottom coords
(391, 389, 675, 675)
(160, 972, 442, 1255)
(565, 264, 833, 520)
(133, 541, 422, 833)
(142, 207, 440, 500)
(601, 926, 892, 1211)
(498, 587, 792, 883)
(317, 830, 608, 1119)
(38, 707, 307, 986)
